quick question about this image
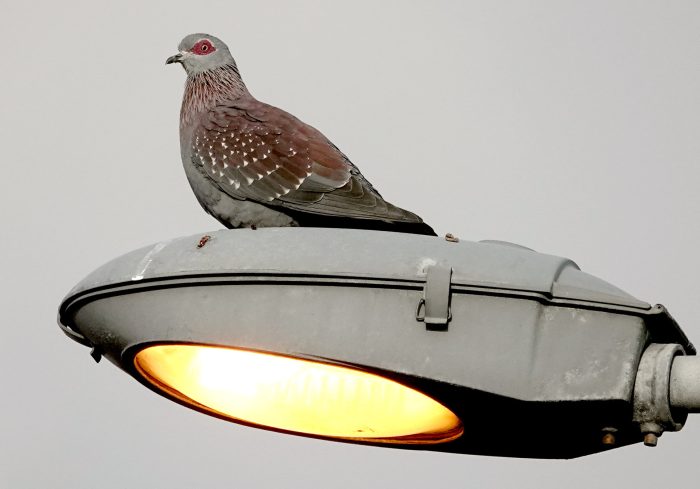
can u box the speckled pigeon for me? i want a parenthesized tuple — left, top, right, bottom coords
(166, 33, 436, 236)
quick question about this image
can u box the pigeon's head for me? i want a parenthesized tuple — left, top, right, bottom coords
(166, 33, 235, 75)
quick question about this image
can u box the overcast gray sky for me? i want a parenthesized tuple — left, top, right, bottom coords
(2, 0, 699, 487)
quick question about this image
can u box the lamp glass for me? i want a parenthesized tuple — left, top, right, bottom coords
(134, 344, 463, 444)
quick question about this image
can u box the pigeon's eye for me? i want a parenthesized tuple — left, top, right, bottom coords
(193, 40, 216, 56)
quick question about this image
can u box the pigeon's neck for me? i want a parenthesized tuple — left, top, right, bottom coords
(181, 64, 250, 128)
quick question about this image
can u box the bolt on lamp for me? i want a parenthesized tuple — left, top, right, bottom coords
(58, 228, 700, 458)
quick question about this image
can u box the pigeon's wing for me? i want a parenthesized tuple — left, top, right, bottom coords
(191, 98, 425, 223)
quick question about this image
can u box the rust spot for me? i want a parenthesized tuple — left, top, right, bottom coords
(197, 235, 212, 248)
(445, 233, 459, 243)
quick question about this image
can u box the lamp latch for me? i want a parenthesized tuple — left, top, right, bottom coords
(416, 264, 453, 330)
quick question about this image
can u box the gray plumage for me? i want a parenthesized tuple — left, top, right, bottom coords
(167, 33, 436, 235)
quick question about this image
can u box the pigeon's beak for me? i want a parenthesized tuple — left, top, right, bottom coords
(166, 53, 183, 65)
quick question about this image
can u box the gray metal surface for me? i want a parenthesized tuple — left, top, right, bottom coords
(670, 356, 700, 412)
(632, 343, 687, 446)
(57, 228, 696, 458)
(64, 228, 649, 309)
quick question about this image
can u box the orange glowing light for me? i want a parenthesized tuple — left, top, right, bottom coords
(134, 344, 463, 444)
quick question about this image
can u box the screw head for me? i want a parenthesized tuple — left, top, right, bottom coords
(602, 433, 616, 445)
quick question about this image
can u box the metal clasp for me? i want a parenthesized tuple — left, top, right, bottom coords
(416, 264, 453, 330)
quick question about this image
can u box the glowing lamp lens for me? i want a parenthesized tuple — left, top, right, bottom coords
(134, 344, 463, 444)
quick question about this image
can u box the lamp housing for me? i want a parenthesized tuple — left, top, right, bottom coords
(58, 228, 696, 458)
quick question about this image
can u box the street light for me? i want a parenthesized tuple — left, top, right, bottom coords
(58, 228, 700, 458)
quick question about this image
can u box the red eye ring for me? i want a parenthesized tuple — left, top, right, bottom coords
(192, 40, 216, 56)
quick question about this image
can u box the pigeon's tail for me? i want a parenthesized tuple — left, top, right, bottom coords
(282, 209, 437, 236)
(379, 220, 437, 236)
